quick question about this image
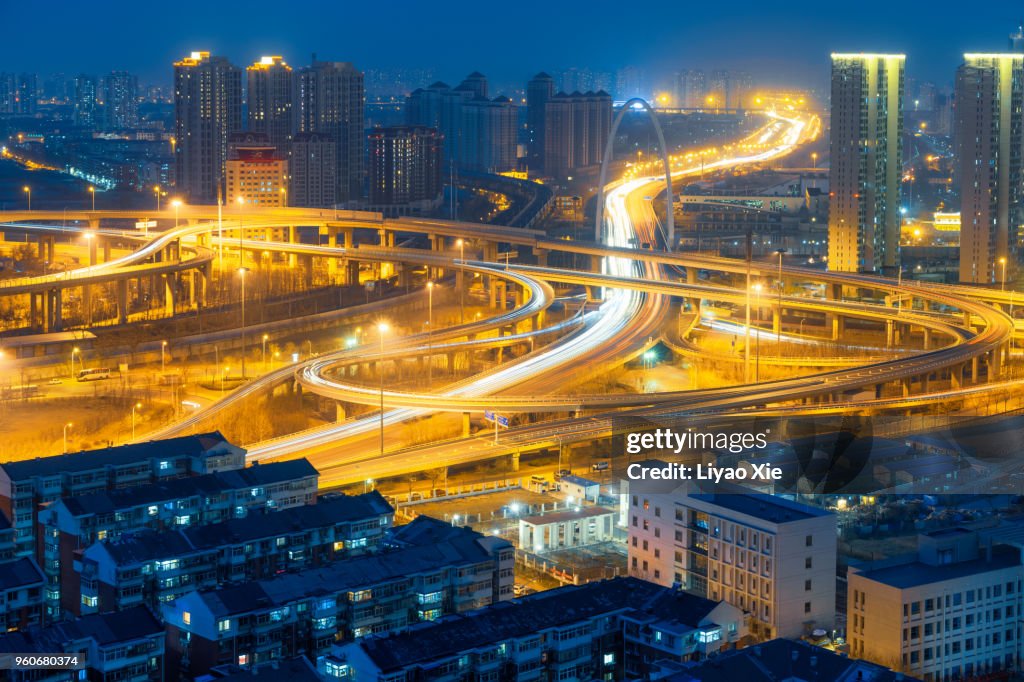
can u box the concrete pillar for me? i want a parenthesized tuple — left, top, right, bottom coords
(831, 315, 845, 341)
(29, 292, 37, 330)
(302, 255, 314, 289)
(164, 275, 175, 317)
(510, 451, 520, 472)
(951, 364, 962, 389)
(83, 284, 92, 326)
(971, 356, 979, 383)
(535, 248, 548, 267)
(336, 403, 347, 421)
(328, 233, 338, 275)
(462, 412, 471, 437)
(772, 307, 780, 335)
(103, 240, 111, 262)
(89, 237, 98, 265)
(117, 279, 128, 325)
(52, 289, 62, 331)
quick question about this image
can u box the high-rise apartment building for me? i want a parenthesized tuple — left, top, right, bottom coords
(15, 73, 37, 115)
(626, 480, 837, 640)
(291, 132, 337, 208)
(828, 54, 905, 273)
(246, 55, 294, 149)
(367, 126, 443, 213)
(0, 73, 16, 114)
(955, 54, 1023, 285)
(173, 52, 242, 203)
(72, 74, 97, 128)
(526, 72, 555, 172)
(709, 70, 754, 108)
(225, 132, 288, 207)
(674, 69, 706, 108)
(104, 71, 138, 130)
(543, 90, 612, 177)
(295, 60, 365, 203)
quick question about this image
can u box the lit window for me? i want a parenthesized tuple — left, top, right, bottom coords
(183, 611, 191, 625)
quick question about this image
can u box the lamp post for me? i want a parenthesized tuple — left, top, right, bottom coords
(88, 186, 95, 211)
(63, 422, 72, 454)
(238, 267, 248, 379)
(279, 186, 287, 207)
(161, 340, 167, 374)
(753, 283, 762, 383)
(456, 239, 465, 324)
(171, 199, 182, 228)
(71, 346, 80, 378)
(22, 186, 30, 211)
(262, 334, 269, 369)
(1000, 257, 1007, 292)
(131, 402, 142, 440)
(153, 185, 161, 212)
(426, 281, 434, 388)
(377, 322, 390, 460)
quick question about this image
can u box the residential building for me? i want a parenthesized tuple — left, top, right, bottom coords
(367, 126, 443, 214)
(0, 606, 164, 682)
(105, 70, 139, 130)
(15, 73, 37, 115)
(75, 491, 393, 613)
(955, 54, 1024, 285)
(543, 90, 612, 177)
(323, 576, 745, 682)
(526, 72, 555, 171)
(173, 51, 242, 203)
(848, 526, 1024, 680)
(161, 516, 514, 678)
(0, 431, 245, 559)
(708, 70, 754, 109)
(40, 458, 318, 618)
(674, 69, 706, 108)
(291, 131, 337, 207)
(295, 60, 365, 202)
(626, 480, 837, 640)
(405, 80, 466, 164)
(828, 54, 905, 273)
(73, 73, 97, 128)
(662, 637, 907, 682)
(0, 557, 45, 632)
(246, 56, 294, 149)
(225, 132, 288, 207)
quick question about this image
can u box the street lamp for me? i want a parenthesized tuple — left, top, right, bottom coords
(71, 346, 81, 378)
(88, 186, 95, 211)
(238, 267, 248, 379)
(753, 283, 763, 382)
(426, 281, 434, 388)
(22, 186, 30, 211)
(999, 257, 1007, 292)
(171, 199, 182, 228)
(377, 322, 390, 460)
(131, 402, 142, 440)
(279, 186, 287, 207)
(161, 340, 167, 374)
(262, 334, 269, 369)
(153, 185, 161, 212)
(456, 238, 465, 324)
(63, 422, 72, 454)
(221, 366, 229, 392)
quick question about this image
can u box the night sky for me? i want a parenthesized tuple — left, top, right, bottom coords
(1, 0, 1019, 89)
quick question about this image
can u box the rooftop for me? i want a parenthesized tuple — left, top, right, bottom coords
(688, 491, 832, 524)
(856, 544, 1021, 589)
(559, 475, 600, 487)
(0, 557, 44, 591)
(0, 606, 162, 655)
(666, 638, 909, 682)
(357, 577, 718, 672)
(521, 506, 614, 526)
(1, 432, 236, 479)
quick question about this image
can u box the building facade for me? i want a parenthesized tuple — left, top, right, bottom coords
(526, 72, 555, 172)
(828, 54, 905, 273)
(73, 74, 97, 128)
(173, 52, 242, 203)
(674, 69, 707, 108)
(104, 70, 138, 131)
(161, 517, 514, 678)
(543, 90, 612, 178)
(291, 132, 337, 208)
(295, 60, 365, 203)
(848, 527, 1024, 681)
(225, 132, 288, 207)
(246, 56, 294, 150)
(367, 125, 443, 214)
(324, 577, 745, 682)
(626, 481, 837, 640)
(955, 54, 1024, 285)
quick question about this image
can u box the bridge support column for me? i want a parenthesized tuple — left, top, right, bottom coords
(328, 233, 338, 276)
(886, 320, 894, 347)
(117, 279, 128, 325)
(510, 451, 520, 472)
(535, 247, 548, 267)
(89, 236, 98, 265)
(971, 357, 979, 383)
(831, 315, 845, 341)
(347, 261, 359, 287)
(336, 403, 347, 421)
(772, 307, 780, 335)
(462, 412, 471, 437)
(901, 377, 911, 398)
(164, 275, 175, 317)
(52, 289, 62, 331)
(685, 267, 698, 284)
(103, 240, 111, 262)
(301, 255, 314, 289)
(921, 373, 930, 393)
(83, 285, 92, 326)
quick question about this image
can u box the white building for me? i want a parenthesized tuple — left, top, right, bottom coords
(848, 526, 1024, 681)
(626, 481, 837, 640)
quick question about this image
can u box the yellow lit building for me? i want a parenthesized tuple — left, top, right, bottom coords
(225, 133, 288, 207)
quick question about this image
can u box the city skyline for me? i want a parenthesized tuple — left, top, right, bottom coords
(1, 1, 1021, 88)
